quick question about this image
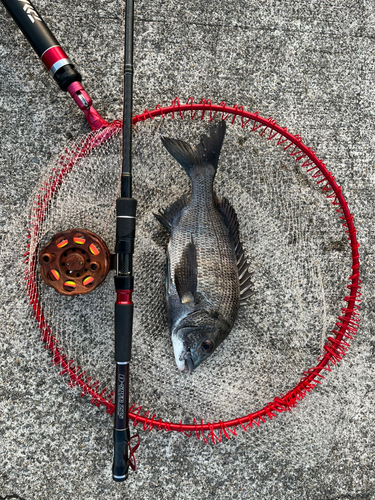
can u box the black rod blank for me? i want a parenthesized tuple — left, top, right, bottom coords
(113, 0, 137, 483)
(121, 0, 134, 199)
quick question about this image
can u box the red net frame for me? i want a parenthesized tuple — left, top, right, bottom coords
(24, 97, 361, 443)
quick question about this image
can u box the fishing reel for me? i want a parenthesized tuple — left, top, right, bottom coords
(39, 229, 112, 296)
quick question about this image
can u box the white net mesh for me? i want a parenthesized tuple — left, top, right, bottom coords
(2, 112, 352, 426)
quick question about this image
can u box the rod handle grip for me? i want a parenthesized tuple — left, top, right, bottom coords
(115, 303, 133, 362)
(112, 429, 129, 482)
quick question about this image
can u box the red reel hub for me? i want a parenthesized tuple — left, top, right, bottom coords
(39, 229, 111, 295)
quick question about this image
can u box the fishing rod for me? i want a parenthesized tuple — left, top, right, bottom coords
(112, 0, 137, 482)
(1, 0, 138, 481)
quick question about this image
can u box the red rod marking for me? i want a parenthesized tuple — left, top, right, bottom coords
(116, 290, 133, 305)
(41, 46, 68, 71)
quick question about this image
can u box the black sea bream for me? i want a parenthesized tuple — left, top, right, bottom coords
(155, 121, 252, 373)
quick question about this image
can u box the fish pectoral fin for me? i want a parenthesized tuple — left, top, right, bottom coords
(174, 238, 198, 304)
(154, 194, 188, 233)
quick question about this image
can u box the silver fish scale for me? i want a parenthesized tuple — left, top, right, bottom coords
(169, 167, 240, 326)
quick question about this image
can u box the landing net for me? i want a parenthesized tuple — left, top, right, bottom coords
(5, 98, 360, 442)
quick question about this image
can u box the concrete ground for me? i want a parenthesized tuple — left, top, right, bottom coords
(0, 0, 374, 499)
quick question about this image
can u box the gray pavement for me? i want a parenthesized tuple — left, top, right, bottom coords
(0, 1, 374, 499)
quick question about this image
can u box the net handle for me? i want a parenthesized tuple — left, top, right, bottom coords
(1, 0, 107, 130)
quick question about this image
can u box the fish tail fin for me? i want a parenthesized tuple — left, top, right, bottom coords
(161, 120, 226, 178)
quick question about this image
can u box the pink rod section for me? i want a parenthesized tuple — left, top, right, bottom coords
(67, 81, 108, 131)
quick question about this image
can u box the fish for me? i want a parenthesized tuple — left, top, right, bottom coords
(154, 121, 252, 373)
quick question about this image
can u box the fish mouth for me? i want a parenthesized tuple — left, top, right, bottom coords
(172, 328, 198, 373)
(184, 354, 194, 374)
(178, 350, 195, 374)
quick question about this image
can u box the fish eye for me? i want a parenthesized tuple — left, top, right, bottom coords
(201, 339, 214, 353)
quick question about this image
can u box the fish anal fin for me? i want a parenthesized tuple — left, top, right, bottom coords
(175, 238, 198, 304)
(154, 194, 188, 233)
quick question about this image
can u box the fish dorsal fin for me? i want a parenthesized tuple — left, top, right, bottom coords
(217, 196, 240, 245)
(161, 121, 226, 179)
(174, 237, 197, 305)
(154, 194, 188, 233)
(217, 197, 253, 301)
